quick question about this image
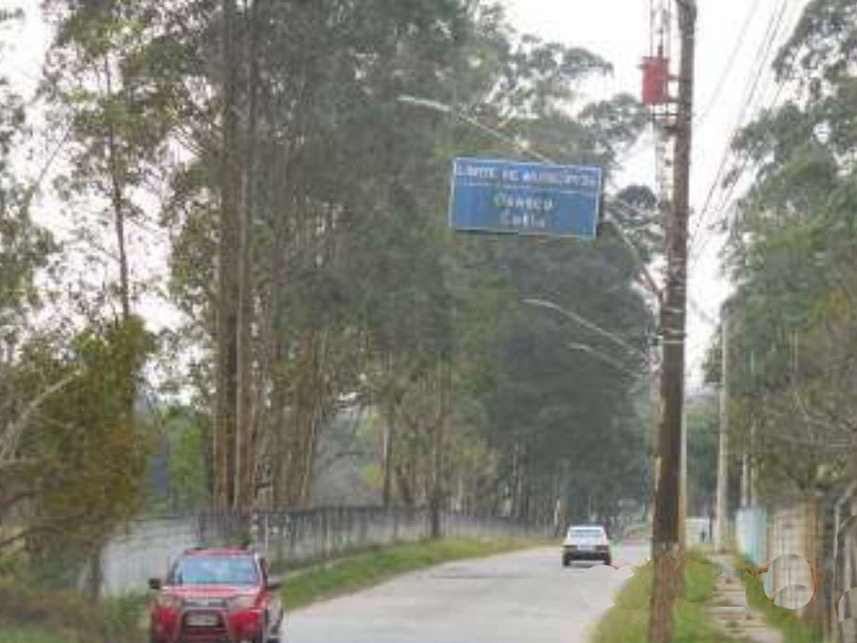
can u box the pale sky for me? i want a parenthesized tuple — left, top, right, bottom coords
(3, 0, 809, 389)
(504, 0, 809, 387)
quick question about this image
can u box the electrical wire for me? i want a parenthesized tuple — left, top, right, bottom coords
(682, 0, 801, 370)
(688, 79, 791, 270)
(688, 0, 803, 270)
(694, 0, 765, 126)
(688, 0, 790, 257)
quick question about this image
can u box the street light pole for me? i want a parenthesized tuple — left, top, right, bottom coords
(523, 298, 649, 363)
(397, 95, 555, 164)
(567, 343, 645, 378)
(716, 302, 731, 548)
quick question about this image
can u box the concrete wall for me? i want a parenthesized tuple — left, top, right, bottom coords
(95, 508, 551, 597)
(97, 517, 199, 597)
(732, 493, 857, 638)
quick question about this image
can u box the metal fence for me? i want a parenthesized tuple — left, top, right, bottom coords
(732, 490, 857, 640)
(94, 507, 551, 597)
(735, 506, 766, 568)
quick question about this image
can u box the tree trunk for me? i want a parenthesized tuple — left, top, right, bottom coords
(431, 359, 450, 539)
(299, 396, 323, 506)
(382, 392, 397, 508)
(265, 142, 293, 509)
(84, 541, 104, 603)
(395, 464, 414, 506)
(102, 57, 133, 588)
(215, 0, 241, 510)
(235, 0, 263, 511)
(103, 56, 130, 323)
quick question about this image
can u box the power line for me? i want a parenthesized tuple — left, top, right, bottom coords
(689, 1, 786, 252)
(688, 0, 790, 258)
(689, 0, 804, 271)
(690, 1, 801, 302)
(694, 0, 765, 126)
(703, 12, 798, 227)
(688, 81, 791, 269)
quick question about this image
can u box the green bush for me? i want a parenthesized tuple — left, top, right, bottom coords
(738, 571, 826, 643)
(0, 577, 147, 643)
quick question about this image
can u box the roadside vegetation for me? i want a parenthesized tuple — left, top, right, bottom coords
(0, 627, 66, 643)
(592, 550, 829, 643)
(1, 0, 656, 557)
(593, 604, 729, 643)
(590, 555, 727, 643)
(740, 571, 826, 643)
(1, 0, 656, 627)
(0, 576, 147, 643)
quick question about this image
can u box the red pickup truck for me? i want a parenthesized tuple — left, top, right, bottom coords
(148, 547, 284, 643)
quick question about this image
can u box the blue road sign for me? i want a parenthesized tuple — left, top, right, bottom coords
(449, 158, 603, 240)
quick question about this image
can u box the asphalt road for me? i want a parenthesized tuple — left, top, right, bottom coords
(283, 541, 650, 643)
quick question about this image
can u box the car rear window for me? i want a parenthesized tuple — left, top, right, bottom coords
(569, 528, 604, 538)
(172, 556, 259, 586)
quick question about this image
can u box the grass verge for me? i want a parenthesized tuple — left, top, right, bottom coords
(739, 569, 827, 643)
(0, 625, 67, 643)
(591, 601, 730, 643)
(281, 537, 542, 609)
(590, 555, 733, 643)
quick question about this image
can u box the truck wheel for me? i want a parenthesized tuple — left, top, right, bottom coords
(268, 617, 281, 643)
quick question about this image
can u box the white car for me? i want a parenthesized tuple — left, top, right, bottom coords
(562, 524, 612, 566)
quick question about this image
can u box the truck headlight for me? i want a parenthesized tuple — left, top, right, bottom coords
(228, 595, 256, 611)
(156, 594, 182, 611)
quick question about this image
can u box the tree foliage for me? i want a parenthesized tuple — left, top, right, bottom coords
(1, 319, 153, 584)
(1, 1, 660, 571)
(719, 0, 857, 495)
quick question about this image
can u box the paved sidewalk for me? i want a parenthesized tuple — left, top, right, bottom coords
(706, 555, 782, 643)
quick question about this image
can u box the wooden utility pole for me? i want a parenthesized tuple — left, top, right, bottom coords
(650, 1, 696, 641)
